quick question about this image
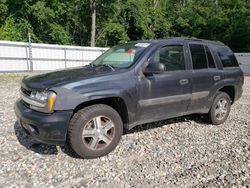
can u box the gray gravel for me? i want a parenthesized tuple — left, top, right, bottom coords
(0, 73, 249, 188)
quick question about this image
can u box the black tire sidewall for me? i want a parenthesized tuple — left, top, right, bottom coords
(69, 105, 123, 159)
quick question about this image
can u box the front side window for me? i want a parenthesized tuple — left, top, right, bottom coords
(217, 46, 239, 67)
(149, 45, 185, 71)
(92, 42, 150, 68)
(189, 44, 208, 69)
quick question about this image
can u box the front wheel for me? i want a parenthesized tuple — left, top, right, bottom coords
(68, 104, 123, 159)
(205, 92, 231, 125)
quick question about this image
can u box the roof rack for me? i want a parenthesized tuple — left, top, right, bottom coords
(174, 37, 225, 45)
(169, 37, 202, 41)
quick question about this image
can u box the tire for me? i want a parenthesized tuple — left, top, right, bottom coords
(205, 92, 231, 125)
(68, 104, 123, 159)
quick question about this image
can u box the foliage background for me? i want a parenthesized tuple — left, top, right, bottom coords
(0, 0, 249, 52)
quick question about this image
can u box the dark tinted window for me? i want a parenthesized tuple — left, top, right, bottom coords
(149, 45, 185, 71)
(205, 46, 216, 68)
(217, 47, 239, 67)
(189, 44, 208, 69)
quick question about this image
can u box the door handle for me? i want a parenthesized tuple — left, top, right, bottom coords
(214, 75, 221, 81)
(179, 79, 189, 85)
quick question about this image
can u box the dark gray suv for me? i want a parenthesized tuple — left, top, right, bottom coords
(15, 37, 244, 158)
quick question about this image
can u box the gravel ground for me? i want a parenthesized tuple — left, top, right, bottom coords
(0, 73, 249, 188)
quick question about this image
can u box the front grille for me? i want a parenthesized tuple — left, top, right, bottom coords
(22, 100, 30, 108)
(20, 87, 32, 109)
(21, 87, 32, 97)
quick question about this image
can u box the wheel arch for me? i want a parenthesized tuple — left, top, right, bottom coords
(72, 97, 129, 128)
(218, 85, 236, 104)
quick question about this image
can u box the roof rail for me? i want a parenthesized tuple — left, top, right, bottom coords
(175, 37, 225, 45)
(169, 37, 202, 42)
(185, 37, 202, 41)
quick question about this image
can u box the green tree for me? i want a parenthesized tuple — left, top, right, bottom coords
(0, 17, 33, 41)
(0, 0, 249, 51)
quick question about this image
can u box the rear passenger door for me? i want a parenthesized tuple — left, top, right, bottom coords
(188, 43, 223, 113)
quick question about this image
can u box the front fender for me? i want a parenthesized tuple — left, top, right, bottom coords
(51, 87, 137, 123)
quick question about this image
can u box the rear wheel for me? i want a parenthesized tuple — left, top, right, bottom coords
(68, 104, 123, 159)
(205, 92, 231, 125)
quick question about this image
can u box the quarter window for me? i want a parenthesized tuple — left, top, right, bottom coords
(217, 47, 239, 67)
(149, 45, 185, 71)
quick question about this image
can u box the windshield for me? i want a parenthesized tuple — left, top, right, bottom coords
(91, 42, 151, 68)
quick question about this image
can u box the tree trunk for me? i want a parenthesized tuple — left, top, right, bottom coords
(90, 0, 96, 47)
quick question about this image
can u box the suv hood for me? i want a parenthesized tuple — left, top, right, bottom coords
(22, 65, 116, 90)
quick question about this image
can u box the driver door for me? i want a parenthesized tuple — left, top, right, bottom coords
(138, 43, 192, 122)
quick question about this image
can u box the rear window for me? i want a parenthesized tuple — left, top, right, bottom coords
(217, 46, 239, 67)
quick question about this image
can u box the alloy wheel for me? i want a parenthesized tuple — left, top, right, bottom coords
(82, 116, 115, 150)
(215, 98, 228, 121)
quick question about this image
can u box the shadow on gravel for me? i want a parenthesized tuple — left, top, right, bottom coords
(14, 121, 80, 158)
(13, 114, 206, 158)
(124, 114, 207, 135)
(14, 121, 58, 155)
(60, 145, 81, 159)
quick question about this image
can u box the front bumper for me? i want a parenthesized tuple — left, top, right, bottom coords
(14, 99, 73, 145)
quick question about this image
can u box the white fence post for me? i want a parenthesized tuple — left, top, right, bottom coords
(25, 45, 30, 71)
(28, 33, 33, 72)
(64, 48, 67, 69)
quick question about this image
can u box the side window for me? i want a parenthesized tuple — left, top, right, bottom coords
(149, 45, 185, 71)
(205, 46, 216, 68)
(189, 44, 208, 69)
(217, 47, 239, 67)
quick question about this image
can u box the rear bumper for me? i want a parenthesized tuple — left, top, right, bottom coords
(14, 99, 73, 145)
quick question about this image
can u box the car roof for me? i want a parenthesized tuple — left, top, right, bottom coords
(132, 37, 225, 46)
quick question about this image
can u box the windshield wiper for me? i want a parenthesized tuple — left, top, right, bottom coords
(91, 63, 115, 71)
(102, 64, 115, 71)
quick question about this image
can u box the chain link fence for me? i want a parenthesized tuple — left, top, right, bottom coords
(0, 40, 108, 72)
(0, 40, 249, 74)
(236, 53, 250, 75)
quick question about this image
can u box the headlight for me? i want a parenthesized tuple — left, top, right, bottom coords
(22, 91, 57, 113)
(30, 91, 50, 103)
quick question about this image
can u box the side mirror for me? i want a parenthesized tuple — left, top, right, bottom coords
(144, 62, 165, 74)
